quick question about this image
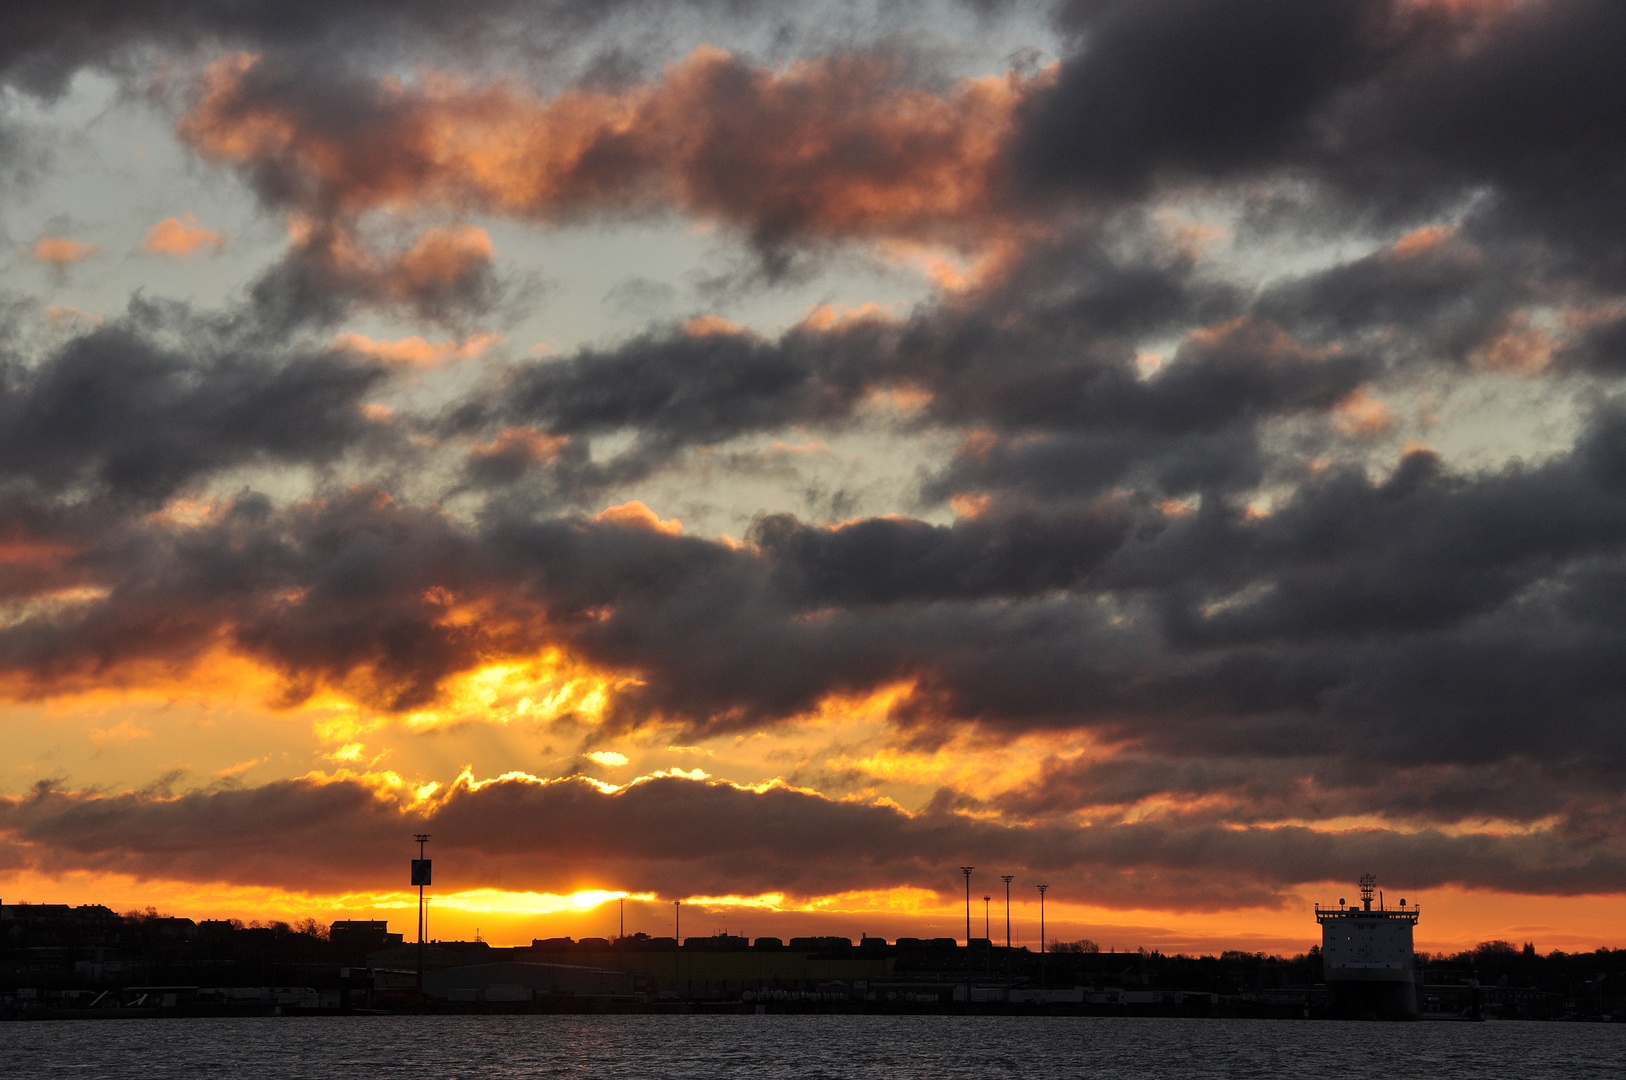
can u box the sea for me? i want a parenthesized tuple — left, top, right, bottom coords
(3, 1014, 1623, 1079)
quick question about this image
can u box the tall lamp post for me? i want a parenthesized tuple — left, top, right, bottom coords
(619, 896, 625, 943)
(411, 834, 431, 996)
(1036, 883, 1049, 988)
(983, 896, 992, 977)
(674, 900, 682, 1000)
(959, 866, 974, 1007)
(960, 866, 974, 945)
(1001, 875, 1014, 983)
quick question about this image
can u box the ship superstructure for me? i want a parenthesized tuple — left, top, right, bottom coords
(1315, 874, 1419, 1017)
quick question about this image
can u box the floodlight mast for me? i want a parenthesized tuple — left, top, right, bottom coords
(959, 866, 975, 1007)
(1001, 875, 1014, 983)
(1036, 883, 1049, 987)
(984, 896, 992, 977)
(413, 833, 431, 995)
(960, 867, 974, 945)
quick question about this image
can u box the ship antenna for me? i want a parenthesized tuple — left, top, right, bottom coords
(1359, 873, 1376, 911)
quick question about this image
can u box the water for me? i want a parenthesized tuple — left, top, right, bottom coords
(3, 1015, 1622, 1079)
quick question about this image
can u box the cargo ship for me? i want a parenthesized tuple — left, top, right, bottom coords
(1316, 874, 1420, 1018)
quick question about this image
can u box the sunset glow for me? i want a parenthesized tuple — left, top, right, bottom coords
(2, 0, 1625, 967)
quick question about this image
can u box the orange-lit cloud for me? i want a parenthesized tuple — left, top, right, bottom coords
(32, 236, 100, 265)
(141, 212, 225, 257)
(4, 768, 1623, 935)
(1391, 223, 1458, 260)
(682, 314, 748, 338)
(594, 500, 683, 536)
(43, 303, 104, 325)
(86, 719, 152, 747)
(277, 216, 499, 318)
(465, 426, 570, 467)
(1472, 310, 1555, 373)
(1332, 387, 1395, 435)
(333, 330, 500, 366)
(179, 49, 1038, 256)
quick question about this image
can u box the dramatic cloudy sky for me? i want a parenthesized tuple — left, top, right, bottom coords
(3, 0, 1625, 953)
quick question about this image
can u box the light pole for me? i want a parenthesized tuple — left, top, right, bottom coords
(959, 866, 974, 1007)
(983, 896, 992, 978)
(619, 896, 625, 943)
(1001, 875, 1014, 984)
(960, 866, 974, 945)
(411, 834, 431, 996)
(1036, 883, 1049, 988)
(674, 900, 682, 1000)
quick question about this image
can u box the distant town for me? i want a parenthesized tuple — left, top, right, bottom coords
(2, 900, 1621, 1021)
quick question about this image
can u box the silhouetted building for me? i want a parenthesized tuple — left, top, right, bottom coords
(330, 920, 401, 956)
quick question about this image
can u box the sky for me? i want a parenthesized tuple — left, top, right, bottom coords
(2, 0, 1626, 956)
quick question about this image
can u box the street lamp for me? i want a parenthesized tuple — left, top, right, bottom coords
(1036, 883, 1049, 988)
(411, 834, 431, 995)
(960, 867, 974, 945)
(959, 866, 975, 1007)
(1001, 875, 1014, 984)
(983, 895, 992, 978)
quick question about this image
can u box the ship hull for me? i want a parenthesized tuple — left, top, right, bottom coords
(1325, 969, 1419, 1019)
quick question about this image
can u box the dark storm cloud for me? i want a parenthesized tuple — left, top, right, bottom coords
(3, 772, 1622, 904)
(1000, 750, 1626, 839)
(7, 361, 1626, 878)
(1333, 0, 1626, 276)
(10, 404, 1626, 783)
(1110, 442, 1626, 645)
(461, 236, 1362, 500)
(0, 0, 762, 97)
(1253, 228, 1531, 367)
(480, 320, 891, 452)
(12, 0, 1626, 908)
(1016, 0, 1400, 198)
(173, 43, 1029, 284)
(246, 222, 507, 331)
(748, 498, 1134, 605)
(1020, 0, 1626, 280)
(0, 298, 393, 502)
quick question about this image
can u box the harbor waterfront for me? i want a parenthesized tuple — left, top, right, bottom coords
(8, 0, 1626, 1055)
(4, 881, 1622, 1022)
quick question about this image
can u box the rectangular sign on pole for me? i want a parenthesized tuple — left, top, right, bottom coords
(411, 859, 432, 886)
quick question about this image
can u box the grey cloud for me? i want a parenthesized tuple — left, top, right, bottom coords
(1018, 0, 1399, 199)
(748, 499, 1135, 606)
(3, 772, 1623, 905)
(246, 223, 508, 331)
(11, 0, 1626, 911)
(0, 0, 759, 97)
(0, 298, 393, 502)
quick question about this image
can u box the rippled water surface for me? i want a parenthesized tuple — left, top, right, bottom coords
(5, 1015, 1623, 1079)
